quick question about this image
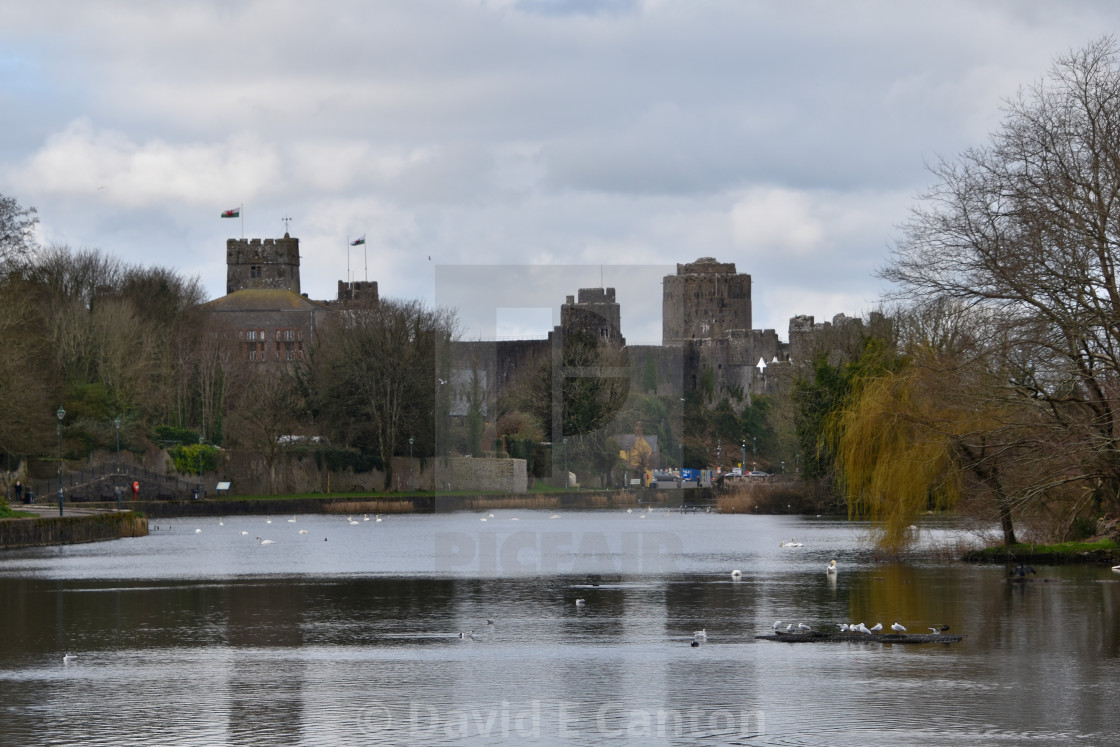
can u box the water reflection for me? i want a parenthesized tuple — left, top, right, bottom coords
(1, 512, 1119, 744)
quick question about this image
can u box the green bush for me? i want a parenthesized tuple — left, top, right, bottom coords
(169, 444, 219, 475)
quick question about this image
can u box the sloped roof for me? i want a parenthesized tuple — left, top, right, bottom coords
(203, 288, 330, 312)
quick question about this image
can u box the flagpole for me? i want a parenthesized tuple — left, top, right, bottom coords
(346, 235, 351, 290)
(240, 204, 244, 239)
(364, 240, 368, 282)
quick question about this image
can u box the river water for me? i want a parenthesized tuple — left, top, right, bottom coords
(1, 510, 1118, 745)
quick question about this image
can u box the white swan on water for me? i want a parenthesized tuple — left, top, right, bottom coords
(826, 559, 838, 574)
(63, 654, 76, 664)
(731, 569, 742, 579)
(256, 537, 275, 545)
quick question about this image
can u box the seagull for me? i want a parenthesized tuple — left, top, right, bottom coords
(856, 623, 872, 635)
(928, 627, 941, 635)
(868, 623, 883, 633)
(826, 559, 838, 574)
(299, 529, 308, 535)
(891, 622, 907, 633)
(256, 537, 275, 545)
(837, 623, 849, 632)
(575, 599, 585, 606)
(797, 623, 812, 632)
(786, 624, 795, 633)
(773, 621, 783, 631)
(731, 569, 742, 579)
(693, 629, 707, 640)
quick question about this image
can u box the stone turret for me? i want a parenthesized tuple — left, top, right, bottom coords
(662, 257, 752, 345)
(226, 234, 301, 295)
(561, 287, 624, 346)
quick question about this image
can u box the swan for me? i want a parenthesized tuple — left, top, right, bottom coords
(288, 517, 297, 523)
(575, 598, 585, 606)
(480, 516, 488, 521)
(731, 569, 742, 579)
(298, 529, 308, 535)
(240, 531, 248, 535)
(63, 654, 76, 664)
(363, 514, 370, 521)
(256, 537, 275, 545)
(195, 528, 202, 533)
(826, 559, 838, 574)
(348, 517, 360, 525)
(265, 517, 272, 524)
(780, 538, 804, 548)
(626, 508, 632, 514)
(218, 519, 224, 526)
(375, 515, 382, 522)
(693, 629, 707, 639)
(549, 513, 561, 519)
(891, 622, 907, 633)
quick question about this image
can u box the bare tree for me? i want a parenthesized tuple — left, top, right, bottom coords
(308, 297, 456, 491)
(0, 194, 38, 265)
(885, 37, 1120, 515)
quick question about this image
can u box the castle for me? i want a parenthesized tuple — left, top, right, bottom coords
(206, 235, 880, 471)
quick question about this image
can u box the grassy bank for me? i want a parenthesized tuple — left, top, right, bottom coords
(962, 539, 1120, 565)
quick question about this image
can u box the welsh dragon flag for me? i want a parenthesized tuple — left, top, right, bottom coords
(221, 207, 240, 218)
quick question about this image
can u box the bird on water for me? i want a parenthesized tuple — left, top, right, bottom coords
(826, 559, 838, 574)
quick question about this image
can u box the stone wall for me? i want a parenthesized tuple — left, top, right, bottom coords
(448, 457, 528, 493)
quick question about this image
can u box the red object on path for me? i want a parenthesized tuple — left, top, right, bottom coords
(132, 481, 139, 500)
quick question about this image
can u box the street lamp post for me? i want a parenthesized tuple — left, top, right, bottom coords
(563, 437, 568, 489)
(741, 440, 746, 473)
(753, 436, 757, 471)
(115, 415, 122, 510)
(409, 436, 415, 492)
(717, 437, 721, 474)
(56, 406, 65, 517)
(198, 436, 204, 498)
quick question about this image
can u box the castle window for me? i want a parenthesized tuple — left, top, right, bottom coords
(251, 265, 262, 279)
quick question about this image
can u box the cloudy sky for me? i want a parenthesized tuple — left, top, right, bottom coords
(1, 1, 1115, 342)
